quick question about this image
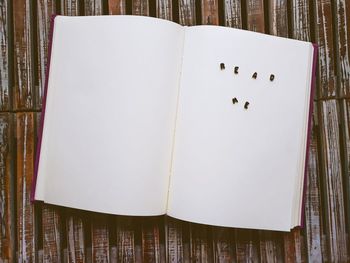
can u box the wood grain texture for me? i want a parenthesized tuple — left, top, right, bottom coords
(0, 0, 10, 111)
(223, 0, 242, 28)
(0, 113, 13, 262)
(235, 229, 259, 262)
(246, 0, 265, 32)
(304, 123, 324, 262)
(290, 0, 311, 41)
(84, 0, 103, 15)
(259, 231, 283, 263)
(178, 0, 196, 25)
(212, 227, 235, 263)
(341, 99, 350, 228)
(116, 217, 136, 262)
(36, 0, 56, 110)
(318, 99, 348, 262)
(142, 218, 163, 262)
(190, 224, 212, 262)
(268, 0, 288, 37)
(108, 0, 126, 14)
(335, 0, 350, 97)
(42, 205, 62, 263)
(166, 218, 184, 263)
(156, 0, 172, 20)
(61, 0, 81, 16)
(313, 0, 336, 99)
(91, 215, 109, 262)
(132, 0, 149, 16)
(67, 215, 86, 263)
(13, 0, 34, 110)
(201, 0, 219, 25)
(283, 229, 306, 263)
(16, 112, 36, 262)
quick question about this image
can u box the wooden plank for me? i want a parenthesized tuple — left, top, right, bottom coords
(16, 112, 36, 262)
(42, 205, 62, 263)
(235, 229, 259, 262)
(201, 0, 219, 25)
(259, 231, 283, 263)
(190, 224, 213, 262)
(268, 0, 288, 37)
(116, 217, 136, 262)
(212, 227, 235, 262)
(61, 0, 81, 16)
(132, 0, 149, 16)
(313, 0, 336, 99)
(178, 0, 196, 25)
(304, 122, 323, 262)
(13, 0, 34, 110)
(318, 99, 348, 262)
(166, 217, 184, 263)
(67, 214, 86, 263)
(223, 0, 242, 28)
(84, 0, 103, 15)
(341, 99, 350, 249)
(290, 0, 311, 41)
(283, 229, 306, 263)
(36, 0, 56, 110)
(142, 218, 162, 262)
(0, 0, 10, 110)
(156, 0, 172, 20)
(335, 0, 350, 97)
(245, 0, 265, 32)
(91, 215, 109, 262)
(0, 113, 13, 262)
(108, 0, 126, 14)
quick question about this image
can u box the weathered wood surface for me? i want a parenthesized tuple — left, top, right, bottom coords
(142, 218, 163, 262)
(201, 0, 219, 25)
(0, 0, 10, 111)
(36, 0, 56, 110)
(223, 0, 242, 28)
(313, 0, 336, 99)
(61, 0, 81, 16)
(190, 224, 212, 262)
(42, 205, 62, 263)
(132, 0, 149, 16)
(0, 113, 13, 262)
(246, 0, 265, 32)
(178, 0, 196, 25)
(212, 227, 235, 262)
(84, 0, 103, 15)
(67, 214, 86, 263)
(235, 229, 259, 262)
(156, 0, 172, 20)
(116, 217, 136, 262)
(304, 123, 324, 262)
(290, 0, 311, 41)
(13, 0, 34, 110)
(318, 100, 348, 262)
(268, 0, 288, 37)
(166, 217, 186, 263)
(108, 0, 126, 15)
(16, 112, 36, 262)
(335, 0, 350, 97)
(3, 1, 350, 262)
(91, 215, 109, 262)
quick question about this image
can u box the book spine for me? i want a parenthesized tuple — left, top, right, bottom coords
(31, 14, 57, 202)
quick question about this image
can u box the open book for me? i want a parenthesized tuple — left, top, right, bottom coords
(33, 15, 317, 232)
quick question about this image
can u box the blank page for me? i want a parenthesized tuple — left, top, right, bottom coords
(35, 16, 184, 216)
(167, 26, 313, 231)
